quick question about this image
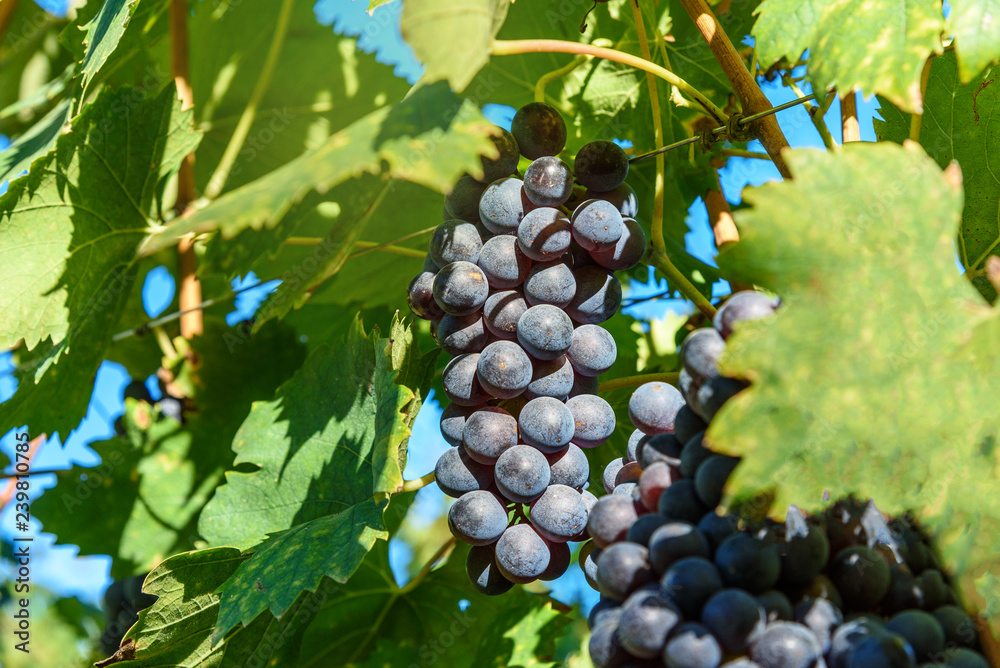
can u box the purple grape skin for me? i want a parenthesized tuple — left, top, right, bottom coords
(440, 403, 477, 447)
(714, 532, 782, 593)
(466, 544, 515, 596)
(407, 271, 445, 322)
(885, 610, 946, 662)
(663, 621, 723, 668)
(530, 484, 589, 542)
(827, 546, 891, 611)
(591, 216, 647, 272)
(673, 404, 708, 446)
(701, 589, 767, 654)
(523, 156, 574, 207)
(518, 396, 575, 452)
(482, 289, 528, 340)
(566, 266, 622, 324)
(680, 327, 727, 383)
(627, 429, 647, 463)
(749, 622, 823, 668)
(587, 597, 620, 630)
(477, 235, 532, 289)
(517, 304, 574, 360)
(586, 182, 638, 218)
(494, 523, 550, 583)
(429, 220, 483, 268)
(587, 494, 640, 548)
(434, 447, 494, 498)
(478, 176, 526, 235)
(523, 259, 576, 307)
(679, 431, 712, 478)
(570, 371, 600, 398)
(436, 313, 488, 355)
(546, 443, 590, 490)
(792, 597, 843, 654)
(639, 432, 683, 470)
(475, 127, 520, 184)
(566, 324, 617, 376)
(596, 541, 657, 601)
(444, 174, 488, 222)
(571, 199, 625, 252)
(477, 340, 532, 399)
(603, 457, 626, 494)
(618, 594, 682, 659)
(589, 613, 630, 668)
(612, 481, 637, 497)
(757, 590, 794, 622)
(495, 444, 550, 503)
(714, 290, 779, 339)
(433, 261, 490, 316)
(658, 479, 709, 524)
(694, 454, 740, 507)
(462, 406, 518, 464)
(566, 393, 616, 448)
(517, 207, 572, 261)
(447, 490, 508, 545)
(628, 381, 686, 435)
(540, 540, 572, 581)
(660, 556, 724, 619)
(574, 140, 629, 192)
(614, 461, 643, 486)
(511, 102, 567, 159)
(525, 355, 575, 400)
(846, 633, 917, 668)
(581, 542, 602, 590)
(442, 354, 490, 406)
(648, 522, 711, 575)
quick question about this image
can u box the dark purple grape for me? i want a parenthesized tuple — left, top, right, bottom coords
(695, 375, 749, 421)
(639, 433, 683, 470)
(495, 523, 550, 583)
(448, 490, 507, 545)
(662, 621, 722, 668)
(612, 481, 637, 498)
(588, 597, 620, 630)
(477, 340, 532, 399)
(827, 545, 891, 610)
(566, 393, 616, 448)
(749, 621, 823, 668)
(714, 533, 781, 593)
(517, 207, 572, 262)
(581, 541, 602, 590)
(566, 266, 621, 324)
(526, 355, 575, 400)
(547, 443, 589, 490)
(517, 304, 573, 360)
(657, 479, 708, 524)
(567, 324, 617, 376)
(582, 489, 598, 512)
(462, 406, 517, 464)
(433, 261, 489, 315)
(591, 216, 646, 272)
(436, 312, 488, 355)
(479, 176, 526, 235)
(694, 455, 740, 507)
(596, 541, 657, 601)
(478, 235, 531, 288)
(407, 271, 445, 321)
(524, 259, 576, 307)
(846, 632, 916, 668)
(518, 396, 575, 452)
(638, 461, 678, 512)
(673, 405, 708, 446)
(916, 569, 951, 610)
(440, 403, 477, 446)
(627, 429, 647, 463)
(701, 589, 766, 654)
(933, 605, 978, 649)
(779, 506, 830, 588)
(790, 574, 843, 610)
(524, 156, 574, 207)
(571, 199, 624, 252)
(792, 598, 842, 654)
(618, 594, 681, 658)
(588, 494, 640, 548)
(445, 174, 488, 222)
(589, 613, 630, 668)
(626, 513, 669, 546)
(604, 457, 626, 494)
(660, 556, 723, 619)
(434, 447, 494, 498)
(586, 182, 638, 218)
(756, 590, 793, 622)
(679, 431, 712, 478)
(495, 444, 550, 503)
(482, 289, 528, 340)
(933, 648, 990, 667)
(511, 102, 567, 159)
(713, 291, 778, 339)
(628, 381, 685, 435)
(570, 371, 600, 398)
(467, 544, 515, 595)
(540, 540, 572, 581)
(574, 140, 629, 192)
(443, 353, 490, 406)
(530, 484, 588, 542)
(429, 220, 483, 268)
(614, 461, 643, 487)
(477, 127, 520, 183)
(649, 522, 711, 574)
(697, 511, 740, 550)
(680, 328, 726, 383)
(828, 616, 884, 668)
(886, 610, 945, 662)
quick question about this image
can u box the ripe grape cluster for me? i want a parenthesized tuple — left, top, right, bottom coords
(406, 102, 647, 594)
(582, 294, 989, 668)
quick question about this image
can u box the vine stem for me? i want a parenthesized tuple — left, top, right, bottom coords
(203, 0, 295, 200)
(534, 55, 587, 103)
(0, 0, 20, 43)
(400, 472, 435, 493)
(649, 249, 717, 318)
(492, 39, 728, 123)
(841, 89, 860, 143)
(170, 0, 203, 337)
(674, 0, 792, 177)
(599, 372, 680, 393)
(628, 1, 667, 260)
(0, 435, 44, 511)
(398, 537, 456, 595)
(718, 148, 770, 160)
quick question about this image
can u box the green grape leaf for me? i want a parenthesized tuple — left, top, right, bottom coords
(0, 86, 200, 440)
(0, 99, 70, 186)
(368, 0, 397, 10)
(752, 0, 945, 112)
(198, 315, 428, 549)
(471, 598, 570, 668)
(112, 547, 326, 667)
(139, 82, 495, 255)
(948, 0, 1000, 81)
(714, 142, 1000, 633)
(400, 0, 509, 92)
(873, 51, 1000, 300)
(76, 0, 142, 94)
(189, 1, 411, 193)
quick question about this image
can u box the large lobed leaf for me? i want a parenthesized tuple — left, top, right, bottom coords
(0, 86, 200, 440)
(948, 0, 1000, 81)
(752, 0, 945, 112)
(874, 51, 1000, 301)
(713, 142, 1000, 633)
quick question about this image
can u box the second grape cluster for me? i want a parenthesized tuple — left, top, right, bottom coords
(406, 102, 646, 593)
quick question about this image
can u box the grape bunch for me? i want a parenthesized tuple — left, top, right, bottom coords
(406, 102, 647, 595)
(581, 294, 990, 668)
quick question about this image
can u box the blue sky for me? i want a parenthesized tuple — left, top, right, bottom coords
(0, 0, 881, 614)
